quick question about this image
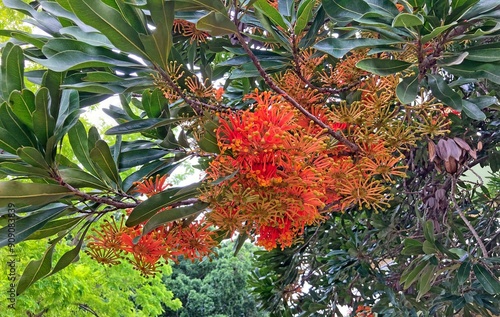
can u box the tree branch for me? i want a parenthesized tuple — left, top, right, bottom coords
(232, 28, 359, 152)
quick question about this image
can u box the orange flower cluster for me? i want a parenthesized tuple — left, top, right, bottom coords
(202, 91, 353, 249)
(86, 175, 216, 276)
(355, 305, 375, 317)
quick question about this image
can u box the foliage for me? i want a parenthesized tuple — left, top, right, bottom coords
(0, 238, 181, 316)
(0, 0, 499, 316)
(162, 241, 268, 317)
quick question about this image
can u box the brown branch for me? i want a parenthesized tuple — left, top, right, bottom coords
(232, 28, 359, 152)
(450, 178, 489, 258)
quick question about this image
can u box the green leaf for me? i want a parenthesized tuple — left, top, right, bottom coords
(422, 240, 438, 254)
(29, 50, 142, 73)
(25, 217, 83, 241)
(0, 126, 24, 154)
(356, 58, 411, 76)
(105, 118, 184, 135)
(314, 38, 402, 59)
(322, 0, 371, 23)
(142, 202, 208, 235)
(0, 42, 24, 101)
(401, 238, 424, 255)
(444, 60, 500, 85)
(401, 261, 428, 289)
(196, 11, 237, 36)
(141, 0, 174, 69)
(295, 0, 315, 34)
(49, 224, 90, 276)
(67, 121, 101, 177)
(142, 88, 167, 119)
(0, 204, 67, 247)
(0, 162, 49, 177)
(16, 237, 61, 295)
(89, 140, 121, 187)
(427, 74, 463, 110)
(253, 0, 290, 30)
(457, 260, 471, 285)
(8, 89, 36, 129)
(32, 87, 56, 147)
(392, 13, 424, 27)
(56, 0, 147, 58)
(396, 74, 420, 104)
(17, 147, 50, 170)
(461, 100, 486, 121)
(423, 220, 435, 242)
(0, 182, 72, 206)
(198, 117, 220, 154)
(417, 264, 436, 300)
(118, 149, 167, 169)
(0, 102, 37, 149)
(473, 264, 500, 295)
(126, 182, 201, 226)
(181, 0, 227, 13)
(59, 168, 109, 190)
(421, 23, 456, 43)
(465, 42, 500, 62)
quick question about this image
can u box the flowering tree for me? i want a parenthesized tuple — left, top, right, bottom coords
(0, 0, 499, 315)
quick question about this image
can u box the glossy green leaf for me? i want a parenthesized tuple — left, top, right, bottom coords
(458, 260, 471, 285)
(422, 240, 438, 254)
(466, 42, 500, 62)
(0, 162, 49, 177)
(142, 202, 209, 235)
(142, 88, 167, 119)
(294, 0, 314, 34)
(126, 182, 201, 226)
(25, 217, 83, 241)
(392, 13, 424, 27)
(396, 74, 420, 104)
(141, 0, 174, 69)
(118, 149, 167, 169)
(59, 168, 109, 190)
(0, 102, 37, 148)
(421, 23, 457, 43)
(0, 204, 67, 247)
(423, 220, 435, 242)
(462, 100, 486, 121)
(473, 264, 500, 295)
(8, 89, 36, 129)
(0, 126, 24, 154)
(17, 147, 50, 170)
(198, 117, 220, 154)
(16, 238, 59, 295)
(427, 74, 463, 110)
(182, 0, 227, 13)
(417, 264, 436, 300)
(67, 121, 100, 177)
(56, 0, 147, 58)
(0, 182, 72, 206)
(89, 140, 121, 187)
(401, 261, 428, 289)
(322, 0, 371, 23)
(196, 11, 237, 36)
(0, 42, 24, 101)
(253, 0, 290, 30)
(32, 87, 56, 147)
(401, 238, 424, 255)
(444, 60, 500, 85)
(105, 118, 184, 135)
(314, 38, 402, 59)
(49, 225, 90, 276)
(356, 58, 411, 76)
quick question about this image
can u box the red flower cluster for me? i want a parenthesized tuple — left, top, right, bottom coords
(86, 175, 216, 276)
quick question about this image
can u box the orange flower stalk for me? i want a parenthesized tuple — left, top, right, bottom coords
(133, 174, 171, 197)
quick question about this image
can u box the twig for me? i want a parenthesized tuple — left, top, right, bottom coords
(232, 27, 359, 152)
(450, 178, 488, 258)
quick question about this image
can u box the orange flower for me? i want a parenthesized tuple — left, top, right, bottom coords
(121, 230, 166, 264)
(175, 219, 217, 262)
(133, 174, 171, 197)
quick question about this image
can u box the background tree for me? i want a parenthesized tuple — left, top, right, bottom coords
(0, 238, 181, 316)
(0, 0, 499, 316)
(162, 241, 268, 317)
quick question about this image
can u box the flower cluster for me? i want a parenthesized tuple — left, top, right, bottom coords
(86, 175, 216, 276)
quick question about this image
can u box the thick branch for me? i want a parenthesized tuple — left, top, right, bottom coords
(233, 30, 359, 152)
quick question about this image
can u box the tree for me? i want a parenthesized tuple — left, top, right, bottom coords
(162, 241, 268, 317)
(0, 0, 499, 316)
(0, 238, 181, 316)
